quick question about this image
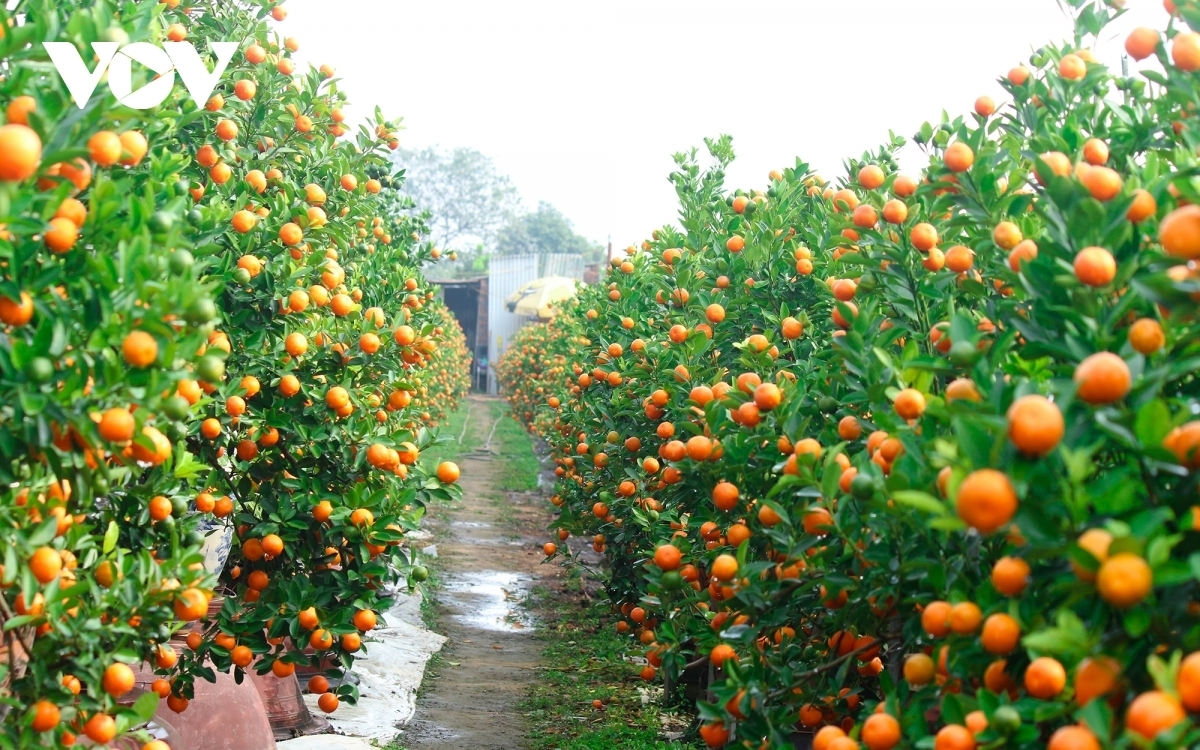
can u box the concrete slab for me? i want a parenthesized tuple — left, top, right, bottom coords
(277, 735, 377, 750)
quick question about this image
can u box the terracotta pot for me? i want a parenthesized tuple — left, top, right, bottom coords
(127, 595, 275, 750)
(128, 667, 275, 750)
(248, 669, 330, 741)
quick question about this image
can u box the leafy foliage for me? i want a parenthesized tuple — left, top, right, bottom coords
(499, 3, 1200, 748)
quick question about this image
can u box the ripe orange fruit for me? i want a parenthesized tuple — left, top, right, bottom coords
(215, 118, 238, 141)
(933, 725, 974, 750)
(861, 712, 900, 750)
(232, 210, 258, 233)
(83, 713, 117, 744)
(98, 407, 135, 442)
(852, 204, 878, 228)
(981, 613, 1021, 654)
(974, 96, 996, 116)
(801, 506, 832, 536)
(1073, 352, 1130, 405)
(921, 600, 952, 637)
(893, 174, 917, 196)
(1008, 239, 1038, 271)
(1059, 53, 1087, 79)
(231, 645, 253, 668)
(1075, 655, 1121, 706)
(102, 662, 135, 697)
(894, 388, 925, 420)
(309, 628, 334, 650)
(699, 721, 729, 748)
(991, 556, 1030, 596)
(0, 290, 34, 326)
(753, 383, 782, 411)
(1159, 204, 1200, 258)
(261, 533, 284, 558)
(882, 199, 907, 224)
(353, 609, 377, 632)
(44, 216, 78, 253)
(653, 544, 681, 571)
(331, 293, 355, 316)
(318, 692, 340, 713)
(813, 725, 847, 749)
(118, 130, 148, 165)
(1172, 31, 1200, 71)
(308, 675, 331, 694)
(1125, 690, 1185, 739)
(858, 164, 885, 189)
(1096, 552, 1152, 608)
(712, 481, 739, 511)
(1082, 138, 1109, 166)
(121, 330, 158, 368)
(948, 601, 982, 634)
(1171, 651, 1200, 714)
(944, 245, 973, 273)
(5, 96, 34, 125)
(31, 699, 60, 732)
(910, 223, 938, 252)
(1127, 189, 1157, 223)
(29, 546, 61, 584)
(711, 554, 738, 582)
(148, 495, 172, 521)
(955, 469, 1017, 534)
(234, 79, 256, 100)
(964, 711, 987, 736)
(88, 130, 123, 166)
(279, 222, 303, 246)
(174, 587, 208, 621)
(1165, 421, 1200, 468)
(904, 653, 935, 685)
(1024, 656, 1066, 699)
(709, 643, 737, 668)
(1073, 246, 1116, 286)
(837, 416, 862, 440)
(437, 461, 460, 483)
(944, 142, 974, 172)
(1128, 318, 1165, 355)
(1081, 166, 1121, 202)
(0, 124, 42, 181)
(1006, 394, 1063, 456)
(1047, 726, 1100, 750)
(1125, 27, 1160, 61)
(1073, 528, 1113, 581)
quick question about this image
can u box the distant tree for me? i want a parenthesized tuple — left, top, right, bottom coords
(495, 202, 603, 260)
(394, 146, 520, 251)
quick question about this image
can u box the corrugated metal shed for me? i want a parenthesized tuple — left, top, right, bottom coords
(486, 254, 585, 395)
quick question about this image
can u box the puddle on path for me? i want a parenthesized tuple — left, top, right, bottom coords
(451, 521, 491, 529)
(441, 570, 535, 633)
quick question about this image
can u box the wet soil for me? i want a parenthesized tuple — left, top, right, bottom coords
(397, 395, 558, 750)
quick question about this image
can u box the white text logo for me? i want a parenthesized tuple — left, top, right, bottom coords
(44, 41, 237, 110)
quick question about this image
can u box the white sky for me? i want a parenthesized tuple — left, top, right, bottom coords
(279, 1, 1168, 251)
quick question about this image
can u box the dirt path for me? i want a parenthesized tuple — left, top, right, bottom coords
(397, 395, 554, 750)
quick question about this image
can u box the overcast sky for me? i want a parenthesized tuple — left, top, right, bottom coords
(279, 1, 1168, 251)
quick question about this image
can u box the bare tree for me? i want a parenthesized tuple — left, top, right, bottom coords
(495, 202, 604, 262)
(393, 146, 520, 251)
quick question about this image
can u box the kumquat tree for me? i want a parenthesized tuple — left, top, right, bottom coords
(0, 0, 467, 747)
(498, 1, 1200, 748)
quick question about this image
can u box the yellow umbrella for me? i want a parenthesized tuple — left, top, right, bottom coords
(505, 276, 578, 319)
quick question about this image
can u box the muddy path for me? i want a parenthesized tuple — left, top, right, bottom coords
(397, 395, 556, 750)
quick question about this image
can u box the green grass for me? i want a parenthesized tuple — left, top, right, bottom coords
(521, 577, 699, 750)
(421, 400, 474, 468)
(487, 400, 541, 492)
